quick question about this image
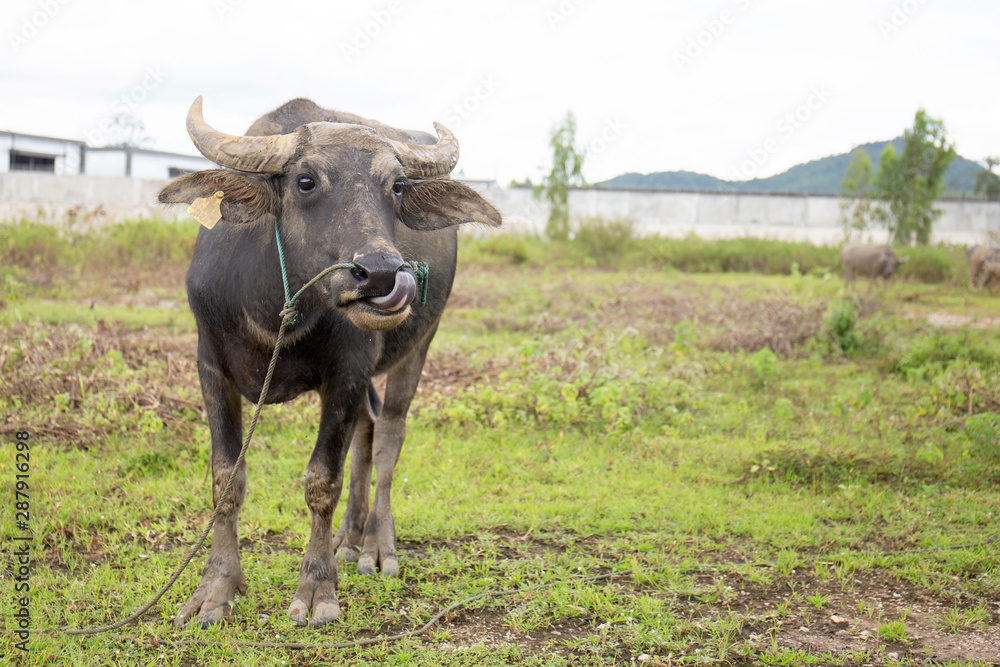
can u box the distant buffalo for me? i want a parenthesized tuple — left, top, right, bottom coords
(966, 246, 999, 292)
(976, 250, 1000, 294)
(841, 245, 908, 288)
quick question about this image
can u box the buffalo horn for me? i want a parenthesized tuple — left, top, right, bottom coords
(389, 122, 459, 178)
(186, 97, 297, 174)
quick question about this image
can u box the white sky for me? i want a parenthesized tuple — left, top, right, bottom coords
(2, 0, 998, 184)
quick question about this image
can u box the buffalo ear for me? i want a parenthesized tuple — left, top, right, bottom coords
(158, 169, 278, 224)
(399, 179, 502, 231)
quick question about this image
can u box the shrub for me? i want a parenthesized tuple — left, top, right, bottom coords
(459, 232, 541, 266)
(964, 414, 999, 461)
(1, 217, 199, 289)
(825, 300, 863, 355)
(570, 217, 639, 267)
(83, 218, 198, 269)
(0, 219, 73, 279)
(637, 236, 839, 275)
(896, 245, 960, 284)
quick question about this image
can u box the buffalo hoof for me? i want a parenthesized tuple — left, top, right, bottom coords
(288, 579, 341, 627)
(357, 529, 399, 576)
(173, 566, 247, 628)
(331, 527, 363, 563)
(358, 551, 398, 577)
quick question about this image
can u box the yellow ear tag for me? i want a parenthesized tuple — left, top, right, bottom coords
(187, 191, 225, 229)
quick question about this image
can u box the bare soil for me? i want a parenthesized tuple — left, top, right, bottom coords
(394, 533, 1000, 665)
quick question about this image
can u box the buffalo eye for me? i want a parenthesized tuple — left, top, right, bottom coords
(297, 176, 316, 193)
(392, 179, 405, 196)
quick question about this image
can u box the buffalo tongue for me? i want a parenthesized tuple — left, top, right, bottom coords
(366, 271, 417, 312)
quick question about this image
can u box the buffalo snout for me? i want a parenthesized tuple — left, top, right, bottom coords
(338, 253, 418, 330)
(350, 252, 406, 299)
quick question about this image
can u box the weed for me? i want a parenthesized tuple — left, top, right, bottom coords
(877, 618, 910, 643)
(964, 413, 1000, 460)
(937, 606, 990, 634)
(825, 299, 863, 355)
(750, 347, 779, 389)
(806, 593, 828, 610)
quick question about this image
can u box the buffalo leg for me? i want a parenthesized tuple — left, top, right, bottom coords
(359, 331, 435, 577)
(331, 415, 374, 564)
(288, 385, 364, 626)
(175, 362, 247, 627)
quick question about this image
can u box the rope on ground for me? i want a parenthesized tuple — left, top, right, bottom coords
(64, 261, 358, 635)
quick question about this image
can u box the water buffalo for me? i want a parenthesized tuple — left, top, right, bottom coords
(966, 246, 999, 292)
(158, 97, 501, 627)
(841, 244, 908, 288)
(977, 250, 1000, 294)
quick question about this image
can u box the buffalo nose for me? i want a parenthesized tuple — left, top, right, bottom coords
(351, 253, 405, 296)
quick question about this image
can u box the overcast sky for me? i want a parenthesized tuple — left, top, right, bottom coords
(2, 0, 998, 184)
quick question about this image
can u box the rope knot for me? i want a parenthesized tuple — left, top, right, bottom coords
(279, 301, 299, 325)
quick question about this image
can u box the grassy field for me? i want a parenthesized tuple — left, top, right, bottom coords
(1, 219, 999, 665)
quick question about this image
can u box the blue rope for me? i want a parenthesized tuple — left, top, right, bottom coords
(274, 219, 293, 306)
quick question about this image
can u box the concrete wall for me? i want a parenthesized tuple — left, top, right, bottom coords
(2, 172, 999, 245)
(482, 185, 1000, 245)
(0, 172, 167, 226)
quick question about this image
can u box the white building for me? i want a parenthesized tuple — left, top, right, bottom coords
(0, 130, 85, 175)
(83, 147, 214, 179)
(0, 130, 213, 179)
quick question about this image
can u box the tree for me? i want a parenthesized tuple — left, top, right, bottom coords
(839, 148, 878, 240)
(99, 113, 152, 149)
(534, 111, 585, 241)
(974, 156, 1000, 201)
(876, 109, 956, 245)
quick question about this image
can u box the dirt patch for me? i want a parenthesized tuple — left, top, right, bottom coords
(360, 533, 1000, 665)
(905, 311, 1000, 329)
(450, 276, 848, 359)
(0, 320, 201, 445)
(727, 568, 1000, 665)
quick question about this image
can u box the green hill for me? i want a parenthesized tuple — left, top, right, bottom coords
(597, 139, 987, 196)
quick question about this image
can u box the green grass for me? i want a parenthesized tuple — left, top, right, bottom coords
(2, 219, 999, 665)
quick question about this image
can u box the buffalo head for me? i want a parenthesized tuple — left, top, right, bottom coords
(160, 97, 501, 330)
